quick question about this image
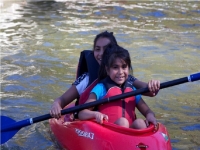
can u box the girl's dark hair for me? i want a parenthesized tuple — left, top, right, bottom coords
(93, 31, 118, 50)
(98, 44, 133, 80)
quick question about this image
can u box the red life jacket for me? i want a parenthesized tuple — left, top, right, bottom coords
(98, 77, 136, 125)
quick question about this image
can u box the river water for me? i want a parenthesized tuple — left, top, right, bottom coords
(0, 0, 200, 149)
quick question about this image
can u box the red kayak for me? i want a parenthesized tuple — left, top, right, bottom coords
(49, 104, 172, 150)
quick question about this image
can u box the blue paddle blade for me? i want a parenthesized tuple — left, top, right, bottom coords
(1, 116, 19, 144)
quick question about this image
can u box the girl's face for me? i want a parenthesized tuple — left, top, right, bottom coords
(94, 37, 110, 65)
(106, 58, 129, 86)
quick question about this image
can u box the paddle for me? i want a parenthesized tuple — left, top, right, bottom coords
(1, 72, 200, 144)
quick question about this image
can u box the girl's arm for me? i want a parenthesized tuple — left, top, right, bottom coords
(133, 79, 160, 97)
(78, 93, 108, 124)
(136, 98, 157, 126)
(50, 85, 79, 119)
(50, 73, 89, 119)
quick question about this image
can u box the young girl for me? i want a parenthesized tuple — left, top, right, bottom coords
(78, 45, 156, 129)
(50, 31, 160, 120)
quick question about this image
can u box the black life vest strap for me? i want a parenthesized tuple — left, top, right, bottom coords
(76, 50, 99, 87)
(100, 76, 131, 92)
(74, 50, 100, 119)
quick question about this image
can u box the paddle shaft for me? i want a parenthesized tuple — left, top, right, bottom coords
(1, 72, 200, 132)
